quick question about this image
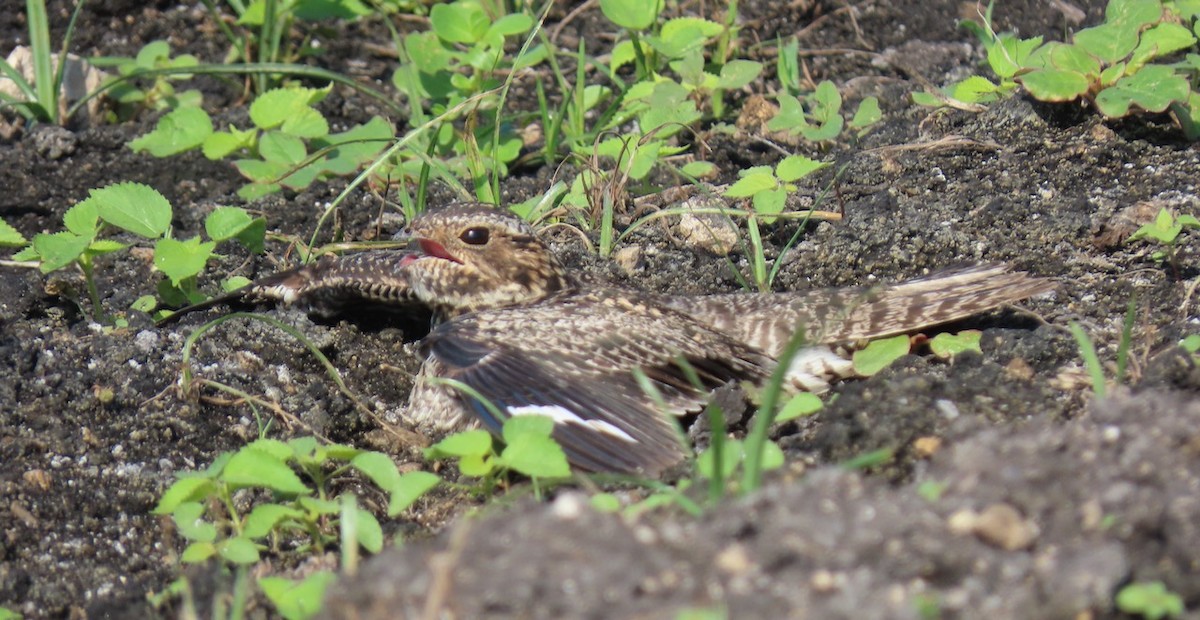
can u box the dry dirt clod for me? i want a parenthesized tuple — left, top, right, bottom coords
(948, 503, 1040, 551)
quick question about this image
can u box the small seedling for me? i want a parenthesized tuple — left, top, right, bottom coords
(1115, 581, 1185, 619)
(131, 84, 394, 200)
(425, 414, 572, 496)
(12, 182, 264, 323)
(1128, 207, 1199, 270)
(852, 334, 913, 376)
(92, 40, 202, 118)
(154, 438, 440, 563)
(768, 79, 881, 142)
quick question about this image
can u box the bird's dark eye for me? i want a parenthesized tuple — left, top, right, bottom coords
(460, 227, 490, 245)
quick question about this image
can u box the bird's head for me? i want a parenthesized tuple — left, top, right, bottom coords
(399, 203, 571, 315)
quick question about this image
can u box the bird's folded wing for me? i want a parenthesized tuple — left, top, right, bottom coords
(426, 332, 688, 474)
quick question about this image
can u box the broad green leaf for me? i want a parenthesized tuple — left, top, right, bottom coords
(1105, 0, 1165, 27)
(716, 60, 762, 91)
(350, 451, 402, 489)
(681, 160, 717, 179)
(32, 232, 91, 272)
(250, 87, 325, 130)
(457, 452, 494, 477)
(929, 330, 984, 359)
(987, 34, 1044, 79)
(386, 471, 441, 516)
(1019, 68, 1091, 102)
(697, 438, 742, 479)
(93, 182, 172, 238)
(775, 393, 823, 423)
(425, 429, 493, 459)
(1045, 42, 1101, 78)
(1129, 22, 1197, 69)
(202, 127, 256, 160)
(129, 106, 212, 157)
(500, 415, 571, 478)
(153, 478, 215, 515)
(600, 0, 663, 30)
(947, 75, 1004, 103)
(153, 237, 215, 286)
(347, 503, 383, 553)
(180, 541, 216, 564)
(1073, 23, 1139, 64)
(242, 503, 303, 539)
(260, 572, 336, 620)
(752, 187, 788, 223)
(809, 81, 842, 123)
(755, 440, 785, 471)
(86, 239, 127, 256)
(1095, 65, 1190, 117)
(851, 334, 911, 376)
(254, 438, 296, 461)
(259, 131, 307, 165)
(221, 446, 310, 495)
(850, 96, 882, 129)
(204, 207, 254, 242)
(724, 170, 778, 198)
(217, 536, 260, 565)
(62, 199, 99, 236)
(171, 502, 217, 543)
(0, 218, 27, 247)
(488, 13, 533, 37)
(293, 0, 371, 20)
(280, 106, 329, 138)
(653, 17, 724, 58)
(776, 155, 828, 182)
(801, 114, 844, 142)
(430, 2, 489, 44)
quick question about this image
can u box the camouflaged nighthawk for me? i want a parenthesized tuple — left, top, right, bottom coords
(165, 202, 1054, 474)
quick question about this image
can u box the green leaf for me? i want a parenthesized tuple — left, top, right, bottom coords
(776, 155, 828, 182)
(171, 502, 217, 543)
(202, 127, 257, 159)
(499, 415, 571, 478)
(653, 17, 724, 58)
(386, 471, 441, 516)
(217, 536, 261, 565)
(929, 330, 984, 359)
(590, 493, 621, 512)
(430, 2, 489, 44)
(180, 541, 216, 564)
(755, 440, 785, 471)
(717, 60, 763, 90)
(911, 91, 946, 107)
(600, 0, 663, 30)
(752, 188, 787, 223)
(93, 182, 172, 238)
(986, 34, 1044, 79)
(457, 452, 494, 477)
(775, 392, 823, 423)
(946, 75, 1004, 103)
(426, 429, 493, 459)
(260, 572, 337, 620)
(0, 218, 26, 247)
(1115, 581, 1185, 619)
(1180, 334, 1200, 354)
(801, 114, 844, 142)
(724, 169, 778, 198)
(131, 295, 157, 313)
(850, 96, 882, 129)
(221, 446, 310, 495)
(851, 334, 911, 376)
(809, 81, 842, 123)
(32, 232, 91, 272)
(87, 240, 126, 255)
(488, 13, 533, 37)
(349, 503, 383, 553)
(242, 503, 303, 539)
(129, 106, 213, 157)
(281, 106, 329, 138)
(1045, 42, 1102, 78)
(840, 447, 894, 470)
(204, 207, 255, 242)
(153, 237, 216, 286)
(1095, 64, 1191, 117)
(259, 131, 307, 165)
(697, 438, 742, 480)
(1019, 68, 1091, 102)
(153, 478, 215, 515)
(1105, 0, 1164, 28)
(680, 160, 717, 178)
(1073, 23, 1139, 64)
(1129, 22, 1198, 69)
(62, 199, 100, 236)
(249, 87, 327, 130)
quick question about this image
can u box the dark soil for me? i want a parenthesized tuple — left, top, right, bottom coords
(2, 0, 1199, 618)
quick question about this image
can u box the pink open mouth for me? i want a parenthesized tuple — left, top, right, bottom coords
(400, 238, 461, 267)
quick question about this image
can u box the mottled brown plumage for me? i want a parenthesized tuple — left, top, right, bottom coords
(168, 202, 1054, 474)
